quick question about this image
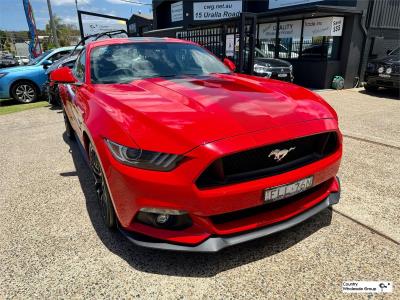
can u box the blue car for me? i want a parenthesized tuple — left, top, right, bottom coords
(0, 46, 79, 103)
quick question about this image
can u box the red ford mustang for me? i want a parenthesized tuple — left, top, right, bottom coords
(51, 37, 342, 252)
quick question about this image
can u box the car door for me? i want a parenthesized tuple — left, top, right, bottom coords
(63, 49, 87, 141)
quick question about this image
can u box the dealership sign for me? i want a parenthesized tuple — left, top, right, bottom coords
(225, 34, 235, 56)
(279, 20, 302, 38)
(258, 23, 276, 39)
(303, 16, 344, 37)
(171, 1, 183, 22)
(194, 1, 242, 21)
(259, 20, 302, 39)
(269, 0, 320, 9)
(80, 13, 127, 40)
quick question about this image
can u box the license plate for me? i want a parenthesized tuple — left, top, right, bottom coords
(264, 176, 313, 203)
(379, 74, 391, 78)
(278, 73, 288, 78)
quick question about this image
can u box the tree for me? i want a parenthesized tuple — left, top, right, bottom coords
(0, 30, 12, 53)
(44, 16, 80, 49)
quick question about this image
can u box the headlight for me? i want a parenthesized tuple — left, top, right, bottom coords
(378, 67, 384, 74)
(386, 67, 392, 74)
(105, 139, 183, 171)
(254, 63, 271, 74)
(0, 72, 8, 79)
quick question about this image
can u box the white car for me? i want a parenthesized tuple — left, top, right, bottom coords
(15, 56, 30, 65)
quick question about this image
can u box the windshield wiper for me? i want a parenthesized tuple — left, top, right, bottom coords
(141, 74, 178, 79)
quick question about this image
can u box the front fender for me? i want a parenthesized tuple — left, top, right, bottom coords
(7, 69, 48, 94)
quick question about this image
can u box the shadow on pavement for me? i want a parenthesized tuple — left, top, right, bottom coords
(62, 132, 333, 278)
(359, 88, 400, 100)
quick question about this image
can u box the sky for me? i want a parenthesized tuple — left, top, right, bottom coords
(0, 0, 152, 31)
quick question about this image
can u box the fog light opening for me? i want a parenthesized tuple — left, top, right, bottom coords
(136, 208, 192, 230)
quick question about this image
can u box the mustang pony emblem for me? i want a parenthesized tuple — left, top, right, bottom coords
(268, 147, 296, 162)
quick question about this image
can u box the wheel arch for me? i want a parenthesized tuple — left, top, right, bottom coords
(82, 130, 91, 155)
(9, 78, 41, 97)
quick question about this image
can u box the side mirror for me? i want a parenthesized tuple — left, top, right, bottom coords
(50, 66, 78, 84)
(42, 59, 53, 69)
(223, 58, 236, 72)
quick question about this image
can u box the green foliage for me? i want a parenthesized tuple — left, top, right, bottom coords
(45, 15, 80, 47)
(0, 99, 48, 115)
(0, 30, 12, 52)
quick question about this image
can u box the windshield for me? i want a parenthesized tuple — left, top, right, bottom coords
(28, 50, 52, 65)
(389, 47, 399, 56)
(90, 42, 231, 84)
(254, 47, 267, 58)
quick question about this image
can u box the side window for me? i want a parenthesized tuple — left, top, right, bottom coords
(63, 61, 75, 69)
(48, 50, 71, 63)
(73, 50, 86, 82)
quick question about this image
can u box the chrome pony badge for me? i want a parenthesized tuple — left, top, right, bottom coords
(268, 147, 296, 162)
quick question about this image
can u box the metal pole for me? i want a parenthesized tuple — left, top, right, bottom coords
(46, 0, 60, 47)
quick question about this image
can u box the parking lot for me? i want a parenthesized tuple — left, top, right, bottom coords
(0, 88, 399, 299)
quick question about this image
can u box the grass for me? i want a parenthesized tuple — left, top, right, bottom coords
(0, 98, 49, 115)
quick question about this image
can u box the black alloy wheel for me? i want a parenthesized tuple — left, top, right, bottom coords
(89, 143, 117, 229)
(63, 110, 75, 140)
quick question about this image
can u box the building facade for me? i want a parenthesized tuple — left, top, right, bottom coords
(146, 0, 400, 89)
(127, 13, 153, 37)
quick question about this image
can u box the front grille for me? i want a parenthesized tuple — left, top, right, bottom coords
(196, 132, 338, 188)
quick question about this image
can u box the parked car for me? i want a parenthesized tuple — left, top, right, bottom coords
(261, 43, 299, 59)
(15, 55, 30, 65)
(0, 46, 80, 103)
(51, 37, 342, 252)
(364, 47, 400, 92)
(252, 47, 294, 81)
(44, 54, 78, 106)
(0, 53, 18, 68)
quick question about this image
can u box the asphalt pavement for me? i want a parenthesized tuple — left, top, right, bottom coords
(0, 88, 399, 299)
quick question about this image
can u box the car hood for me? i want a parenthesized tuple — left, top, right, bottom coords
(0, 65, 41, 73)
(254, 58, 291, 67)
(370, 55, 400, 65)
(93, 73, 336, 153)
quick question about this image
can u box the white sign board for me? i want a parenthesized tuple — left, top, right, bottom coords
(269, 0, 320, 9)
(81, 14, 127, 39)
(258, 23, 277, 40)
(171, 1, 183, 22)
(225, 34, 235, 56)
(194, 1, 242, 21)
(303, 16, 344, 37)
(279, 20, 302, 38)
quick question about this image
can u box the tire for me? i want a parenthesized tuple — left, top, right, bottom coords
(63, 110, 75, 140)
(11, 81, 38, 103)
(49, 85, 61, 107)
(364, 84, 379, 92)
(89, 143, 117, 229)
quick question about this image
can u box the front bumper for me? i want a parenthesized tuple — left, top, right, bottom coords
(98, 119, 342, 250)
(365, 73, 400, 89)
(120, 179, 340, 252)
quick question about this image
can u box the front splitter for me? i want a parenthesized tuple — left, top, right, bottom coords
(119, 181, 340, 252)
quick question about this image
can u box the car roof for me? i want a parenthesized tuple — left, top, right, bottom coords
(51, 45, 83, 52)
(86, 37, 194, 49)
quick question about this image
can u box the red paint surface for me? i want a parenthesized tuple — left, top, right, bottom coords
(58, 38, 342, 246)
